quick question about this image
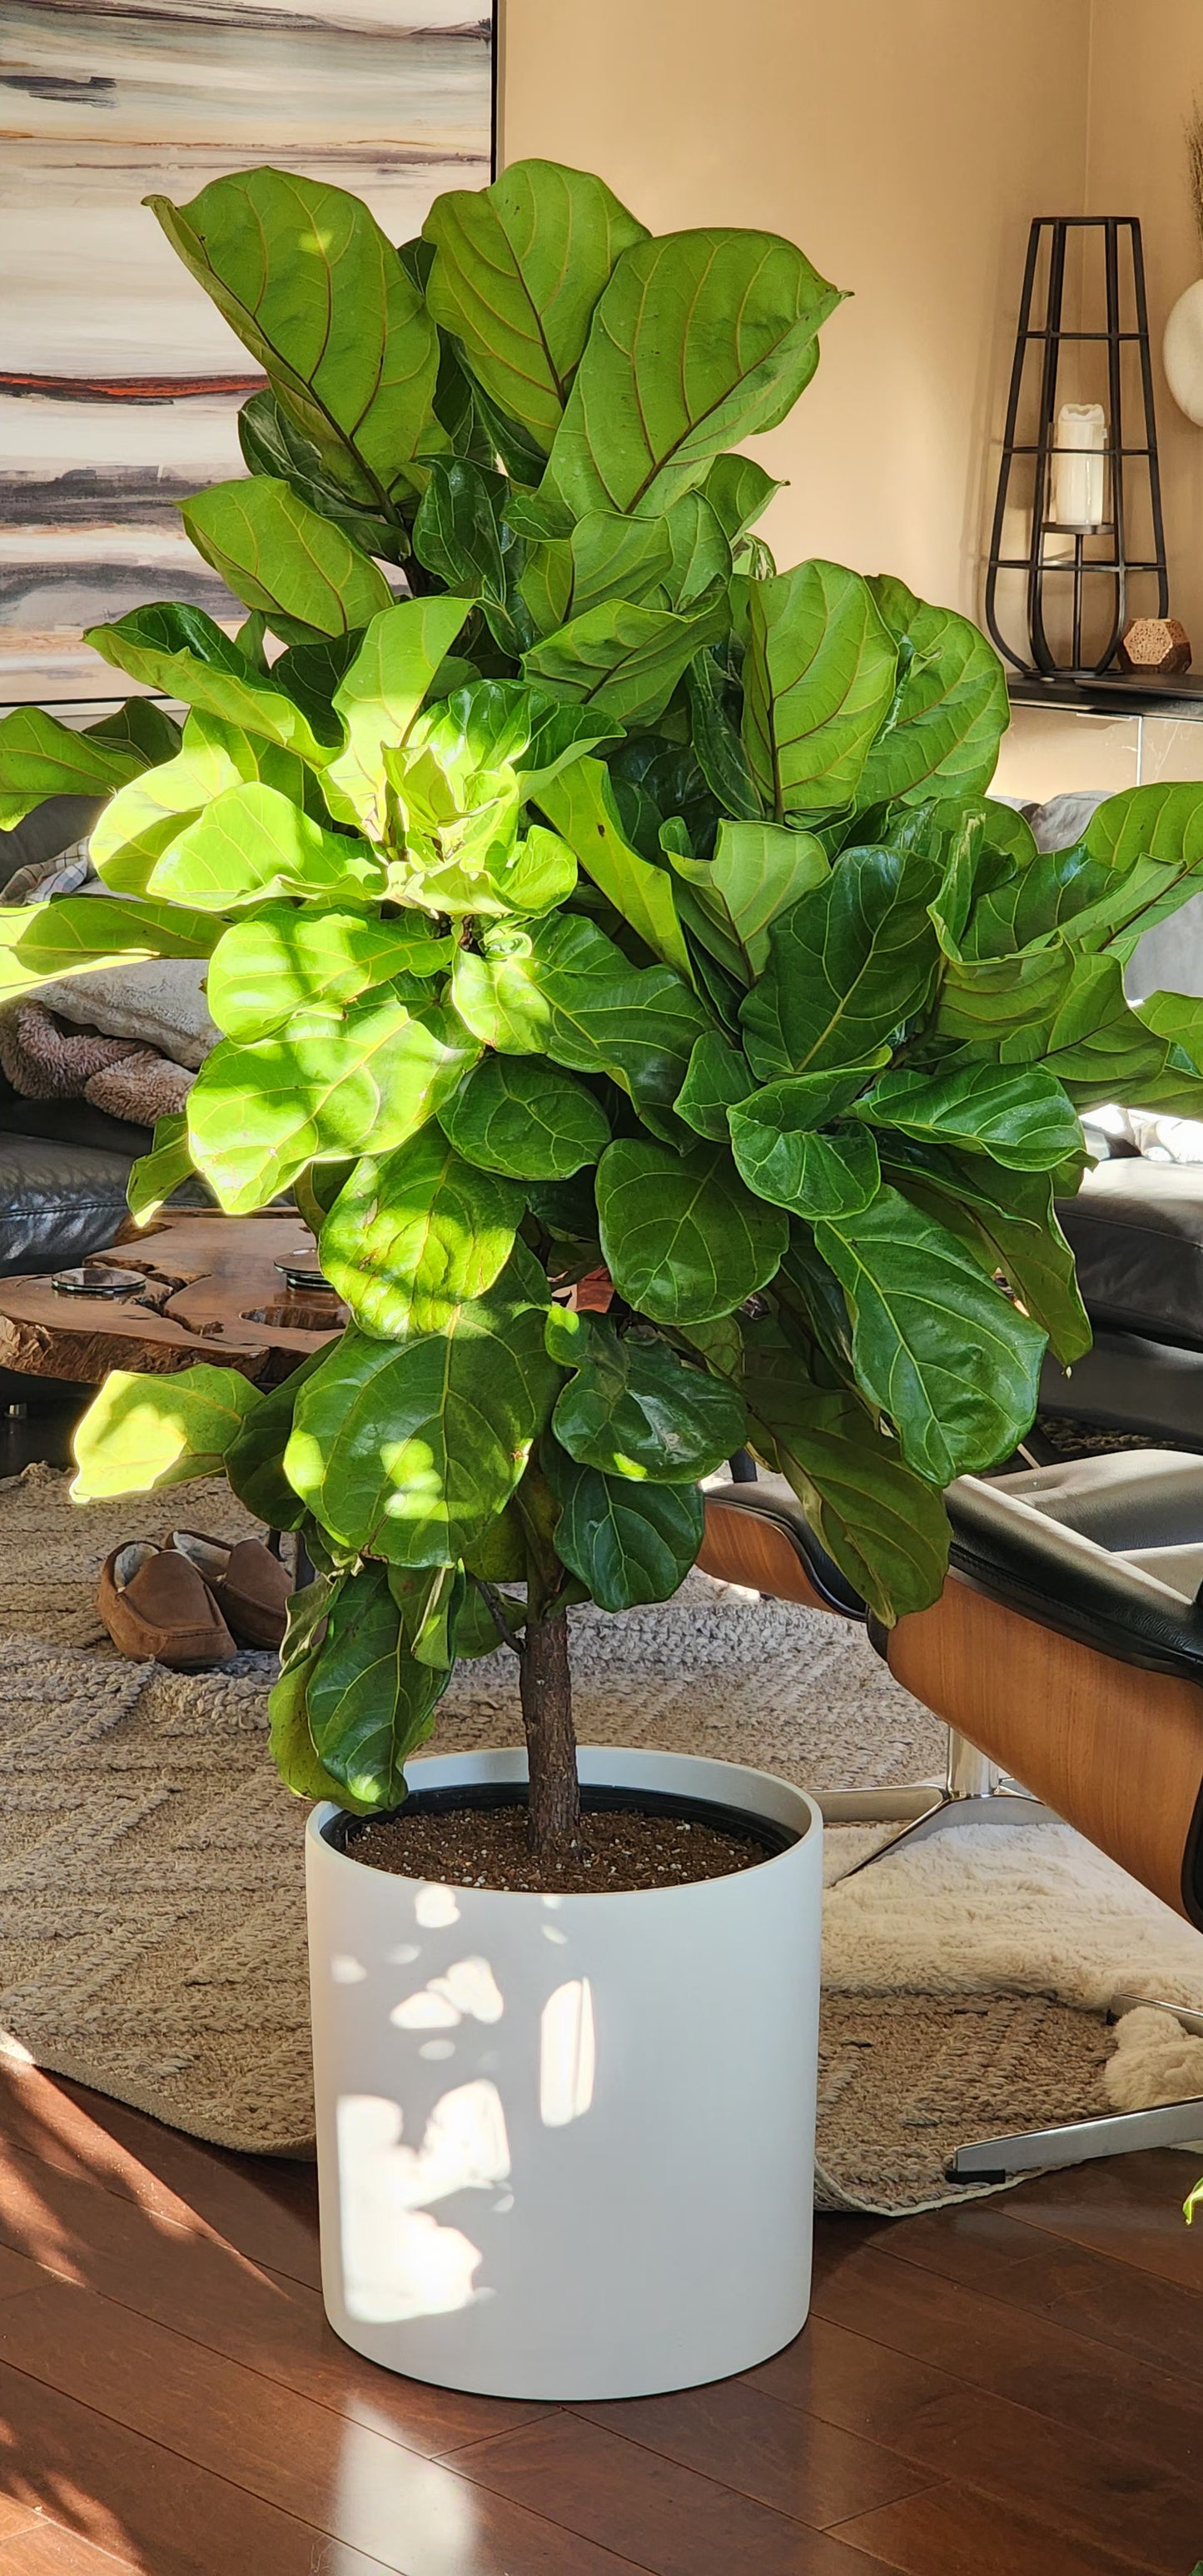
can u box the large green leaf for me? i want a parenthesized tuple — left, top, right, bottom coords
(188, 998, 477, 1213)
(306, 1562, 448, 1808)
(881, 1140, 1091, 1366)
(320, 1127, 524, 1337)
(0, 892, 215, 1004)
(853, 576, 1008, 808)
(410, 459, 530, 654)
(149, 167, 440, 510)
(1083, 780, 1203, 873)
(206, 906, 450, 1043)
(684, 648, 763, 821)
(181, 480, 391, 644)
(126, 1111, 195, 1230)
(439, 1052, 609, 1179)
(933, 941, 1076, 1051)
(963, 840, 1188, 967)
(149, 782, 385, 912)
(729, 1097, 881, 1219)
(224, 1345, 330, 1530)
(322, 595, 473, 831)
(997, 952, 1169, 1102)
(238, 387, 407, 564)
(549, 1309, 745, 1480)
(739, 844, 942, 1081)
(857, 1062, 1081, 1171)
(703, 453, 783, 544)
(813, 1186, 1046, 1483)
(91, 711, 309, 898)
(543, 1441, 704, 1609)
(741, 1326, 949, 1621)
(524, 593, 727, 729)
(0, 707, 149, 829)
(536, 758, 693, 974)
(674, 1030, 757, 1140)
(543, 227, 841, 519)
(424, 160, 649, 455)
(71, 1365, 261, 1500)
(451, 913, 711, 1129)
(285, 1244, 559, 1568)
(597, 1137, 788, 1323)
(742, 562, 898, 819)
(669, 818, 830, 979)
(85, 604, 336, 764)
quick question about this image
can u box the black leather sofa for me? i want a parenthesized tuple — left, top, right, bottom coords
(0, 796, 151, 1281)
(1046, 1156, 1203, 1447)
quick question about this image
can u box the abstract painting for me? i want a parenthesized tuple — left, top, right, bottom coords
(0, 0, 495, 702)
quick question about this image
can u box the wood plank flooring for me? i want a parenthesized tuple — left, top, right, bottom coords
(0, 2066, 1192, 2573)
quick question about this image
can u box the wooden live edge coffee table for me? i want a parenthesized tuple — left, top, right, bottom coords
(0, 1212, 345, 1390)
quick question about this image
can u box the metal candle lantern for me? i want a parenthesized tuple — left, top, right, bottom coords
(984, 216, 1169, 679)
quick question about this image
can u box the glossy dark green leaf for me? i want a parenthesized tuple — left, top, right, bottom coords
(543, 1440, 704, 1609)
(857, 1062, 1081, 1171)
(880, 1141, 1091, 1367)
(150, 166, 440, 509)
(451, 913, 712, 1130)
(439, 1052, 609, 1179)
(742, 1325, 949, 1620)
(237, 388, 407, 563)
(730, 1098, 881, 1218)
(320, 1127, 524, 1337)
(684, 649, 763, 823)
(742, 561, 898, 819)
(411, 457, 525, 648)
(148, 782, 385, 912)
(549, 1310, 745, 1480)
(424, 160, 648, 454)
(71, 1365, 262, 1500)
(739, 844, 942, 1081)
(669, 817, 830, 981)
(181, 480, 391, 646)
(188, 997, 477, 1214)
(306, 1561, 448, 1808)
(997, 952, 1169, 1103)
(524, 593, 728, 730)
(224, 1345, 329, 1530)
(933, 941, 1076, 1051)
(597, 1137, 788, 1323)
(284, 1243, 559, 1568)
(206, 905, 451, 1044)
(536, 758, 693, 974)
(674, 1031, 756, 1140)
(544, 228, 841, 519)
(813, 1186, 1046, 1483)
(85, 604, 336, 763)
(855, 576, 1008, 808)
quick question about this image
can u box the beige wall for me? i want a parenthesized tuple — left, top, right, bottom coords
(500, 0, 1091, 619)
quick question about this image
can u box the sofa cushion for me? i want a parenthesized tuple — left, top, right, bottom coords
(1, 1069, 151, 1160)
(1057, 1159, 1203, 1350)
(0, 1133, 135, 1278)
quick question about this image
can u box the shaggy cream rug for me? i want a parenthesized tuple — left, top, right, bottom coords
(1, 1461, 1202, 2210)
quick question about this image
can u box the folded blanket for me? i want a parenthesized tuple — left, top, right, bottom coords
(0, 995, 193, 1129)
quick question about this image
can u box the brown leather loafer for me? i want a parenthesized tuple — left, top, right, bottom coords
(98, 1542, 237, 1669)
(167, 1530, 293, 1650)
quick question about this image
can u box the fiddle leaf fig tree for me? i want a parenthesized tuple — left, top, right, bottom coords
(7, 159, 1203, 1855)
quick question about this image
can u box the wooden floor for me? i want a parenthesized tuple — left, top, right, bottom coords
(0, 2069, 1191, 2574)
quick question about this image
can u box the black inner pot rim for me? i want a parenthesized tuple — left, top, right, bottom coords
(323, 1778, 801, 1873)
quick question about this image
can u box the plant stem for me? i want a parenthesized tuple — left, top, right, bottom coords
(519, 1609, 580, 1858)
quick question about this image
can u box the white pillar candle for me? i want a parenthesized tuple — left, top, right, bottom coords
(1051, 401, 1106, 530)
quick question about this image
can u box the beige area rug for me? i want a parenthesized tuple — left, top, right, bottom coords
(2, 1460, 1203, 2211)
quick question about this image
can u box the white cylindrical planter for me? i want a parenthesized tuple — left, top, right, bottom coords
(306, 1745, 823, 2400)
(1164, 279, 1203, 426)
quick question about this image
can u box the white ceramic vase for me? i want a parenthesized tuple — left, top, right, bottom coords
(1163, 278, 1203, 426)
(306, 1743, 823, 2400)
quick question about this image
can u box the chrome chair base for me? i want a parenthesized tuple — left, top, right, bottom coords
(947, 1997, 1203, 2180)
(817, 1730, 1060, 1869)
